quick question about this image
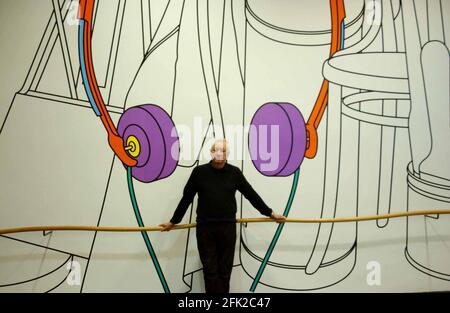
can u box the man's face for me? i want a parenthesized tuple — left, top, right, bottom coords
(211, 142, 227, 163)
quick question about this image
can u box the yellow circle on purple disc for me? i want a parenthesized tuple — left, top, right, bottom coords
(126, 135, 140, 158)
(117, 104, 180, 183)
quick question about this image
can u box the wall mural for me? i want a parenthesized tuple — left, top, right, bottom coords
(0, 0, 449, 292)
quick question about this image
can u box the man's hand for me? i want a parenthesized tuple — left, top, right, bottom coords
(270, 211, 286, 223)
(159, 222, 175, 232)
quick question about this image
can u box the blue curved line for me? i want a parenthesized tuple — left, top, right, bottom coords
(341, 21, 345, 49)
(78, 19, 101, 116)
(127, 166, 170, 293)
(250, 169, 300, 292)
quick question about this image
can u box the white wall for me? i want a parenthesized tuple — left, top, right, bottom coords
(0, 0, 449, 293)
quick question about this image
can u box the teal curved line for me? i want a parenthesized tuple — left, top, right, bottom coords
(250, 168, 300, 292)
(127, 166, 170, 293)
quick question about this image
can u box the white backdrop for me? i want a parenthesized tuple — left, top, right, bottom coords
(0, 0, 449, 292)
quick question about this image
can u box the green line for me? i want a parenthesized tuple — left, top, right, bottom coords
(250, 169, 300, 292)
(127, 166, 170, 293)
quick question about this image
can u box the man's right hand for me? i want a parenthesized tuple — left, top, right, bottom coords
(159, 222, 175, 232)
(270, 211, 286, 223)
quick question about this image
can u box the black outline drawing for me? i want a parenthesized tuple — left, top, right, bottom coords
(1, 0, 449, 292)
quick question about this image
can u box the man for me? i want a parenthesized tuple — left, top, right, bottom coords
(159, 139, 286, 293)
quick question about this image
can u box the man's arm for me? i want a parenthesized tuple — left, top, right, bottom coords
(170, 167, 199, 224)
(159, 167, 198, 231)
(236, 170, 273, 217)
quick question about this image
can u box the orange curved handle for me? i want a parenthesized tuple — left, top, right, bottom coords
(305, 0, 345, 159)
(79, 0, 137, 167)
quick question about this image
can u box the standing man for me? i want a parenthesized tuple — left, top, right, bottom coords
(159, 139, 286, 293)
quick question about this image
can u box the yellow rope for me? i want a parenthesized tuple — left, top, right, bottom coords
(0, 209, 449, 235)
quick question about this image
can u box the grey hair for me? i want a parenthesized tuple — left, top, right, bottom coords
(210, 139, 228, 152)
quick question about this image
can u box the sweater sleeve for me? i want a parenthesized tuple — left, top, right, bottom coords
(170, 167, 198, 224)
(236, 169, 273, 217)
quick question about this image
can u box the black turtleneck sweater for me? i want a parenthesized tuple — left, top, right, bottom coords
(170, 161, 273, 224)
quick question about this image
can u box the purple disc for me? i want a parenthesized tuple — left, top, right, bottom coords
(249, 102, 306, 176)
(118, 104, 179, 183)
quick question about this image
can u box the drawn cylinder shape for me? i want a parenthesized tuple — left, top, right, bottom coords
(406, 162, 450, 280)
(118, 104, 179, 183)
(249, 102, 307, 176)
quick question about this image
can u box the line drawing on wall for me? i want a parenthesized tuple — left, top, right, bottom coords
(0, 0, 449, 293)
